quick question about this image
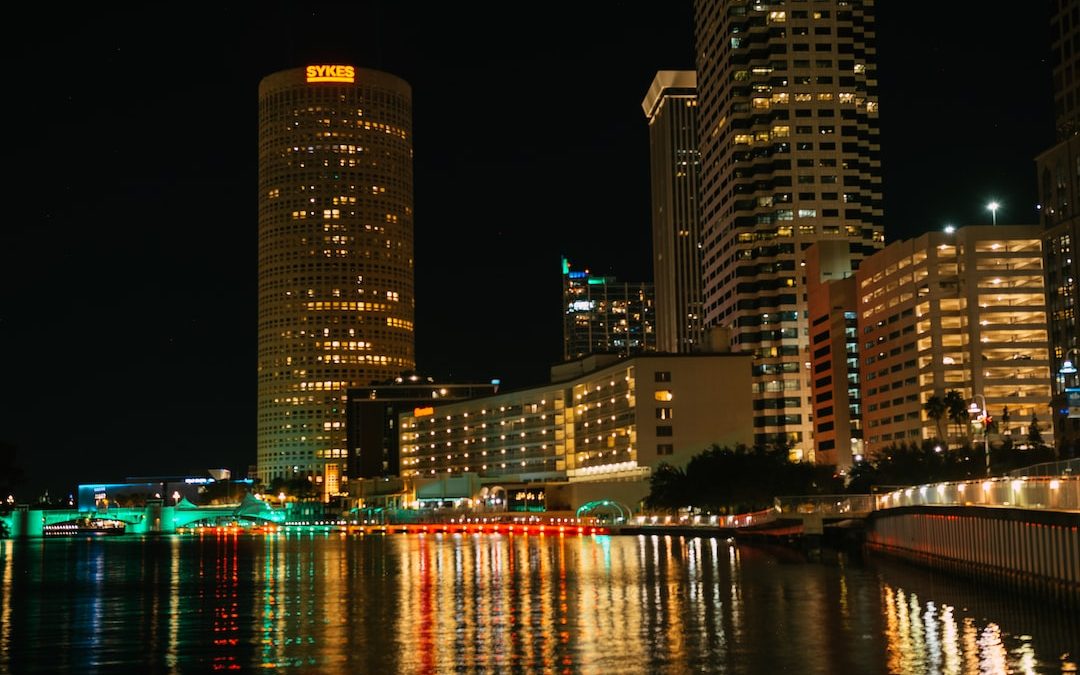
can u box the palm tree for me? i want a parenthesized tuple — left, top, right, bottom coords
(923, 395, 947, 442)
(944, 390, 970, 443)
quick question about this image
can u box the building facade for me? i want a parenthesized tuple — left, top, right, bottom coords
(398, 353, 753, 511)
(643, 71, 705, 353)
(562, 258, 655, 359)
(347, 377, 498, 479)
(805, 241, 860, 470)
(854, 227, 1053, 456)
(258, 66, 416, 498)
(1039, 0, 1080, 455)
(693, 0, 884, 458)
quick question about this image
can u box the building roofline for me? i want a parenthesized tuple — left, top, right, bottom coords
(642, 71, 697, 119)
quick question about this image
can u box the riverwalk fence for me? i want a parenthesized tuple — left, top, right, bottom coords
(867, 505, 1079, 607)
(875, 475, 1080, 511)
(1008, 458, 1079, 478)
(628, 495, 877, 531)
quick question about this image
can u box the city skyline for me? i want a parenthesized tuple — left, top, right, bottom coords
(2, 2, 1057, 496)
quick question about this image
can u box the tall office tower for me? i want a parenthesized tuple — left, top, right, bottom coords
(1051, 0, 1080, 139)
(562, 258, 655, 360)
(693, 0, 884, 458)
(1038, 0, 1080, 455)
(258, 65, 416, 499)
(643, 71, 705, 353)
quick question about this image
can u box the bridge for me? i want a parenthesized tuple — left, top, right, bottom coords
(624, 462, 1078, 606)
(0, 494, 284, 538)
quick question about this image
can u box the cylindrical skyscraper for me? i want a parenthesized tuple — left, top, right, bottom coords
(258, 65, 415, 499)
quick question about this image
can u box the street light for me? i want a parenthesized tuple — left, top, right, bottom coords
(969, 394, 990, 476)
(986, 201, 1000, 225)
(1060, 347, 1079, 379)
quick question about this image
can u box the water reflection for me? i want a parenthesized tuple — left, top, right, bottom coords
(880, 564, 1077, 675)
(0, 533, 1075, 673)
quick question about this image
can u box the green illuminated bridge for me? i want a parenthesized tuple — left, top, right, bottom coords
(0, 494, 284, 538)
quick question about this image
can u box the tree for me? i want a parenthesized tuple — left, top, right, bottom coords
(643, 444, 843, 515)
(944, 390, 970, 443)
(845, 440, 982, 492)
(1028, 412, 1043, 448)
(644, 463, 687, 512)
(923, 395, 947, 441)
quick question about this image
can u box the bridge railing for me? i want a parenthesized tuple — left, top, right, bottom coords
(1007, 458, 1079, 478)
(773, 494, 876, 516)
(632, 508, 778, 529)
(876, 475, 1080, 511)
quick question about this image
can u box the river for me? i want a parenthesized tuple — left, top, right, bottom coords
(0, 533, 1075, 673)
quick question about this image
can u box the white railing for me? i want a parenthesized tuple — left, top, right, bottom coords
(632, 508, 778, 529)
(876, 476, 1080, 511)
(1007, 458, 1079, 478)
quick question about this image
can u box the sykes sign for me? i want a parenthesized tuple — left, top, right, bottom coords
(306, 65, 355, 83)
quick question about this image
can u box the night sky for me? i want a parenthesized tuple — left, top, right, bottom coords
(1, 3, 1055, 497)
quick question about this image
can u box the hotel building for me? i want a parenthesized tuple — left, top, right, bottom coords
(1037, 0, 1080, 454)
(258, 66, 416, 498)
(853, 226, 1053, 455)
(562, 258, 655, 359)
(397, 353, 752, 511)
(347, 377, 498, 479)
(693, 0, 884, 458)
(643, 71, 705, 353)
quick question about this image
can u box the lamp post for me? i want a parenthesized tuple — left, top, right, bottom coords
(968, 394, 990, 476)
(1060, 347, 1079, 382)
(986, 201, 1000, 225)
(1060, 348, 1079, 457)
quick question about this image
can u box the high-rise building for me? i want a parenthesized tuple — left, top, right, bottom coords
(643, 71, 705, 353)
(1051, 0, 1080, 140)
(854, 226, 1053, 456)
(562, 258, 655, 360)
(258, 65, 416, 499)
(693, 0, 884, 459)
(805, 241, 860, 471)
(1038, 0, 1080, 456)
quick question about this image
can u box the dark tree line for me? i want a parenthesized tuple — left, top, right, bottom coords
(645, 444, 842, 514)
(644, 438, 1059, 515)
(846, 439, 1057, 492)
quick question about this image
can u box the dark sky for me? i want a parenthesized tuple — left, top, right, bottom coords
(1, 2, 1055, 497)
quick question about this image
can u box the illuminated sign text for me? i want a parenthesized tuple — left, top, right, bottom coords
(414, 406, 434, 417)
(306, 65, 356, 83)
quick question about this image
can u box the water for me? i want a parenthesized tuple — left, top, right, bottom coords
(0, 533, 1076, 673)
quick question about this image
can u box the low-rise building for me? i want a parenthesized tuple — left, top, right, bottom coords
(396, 353, 753, 512)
